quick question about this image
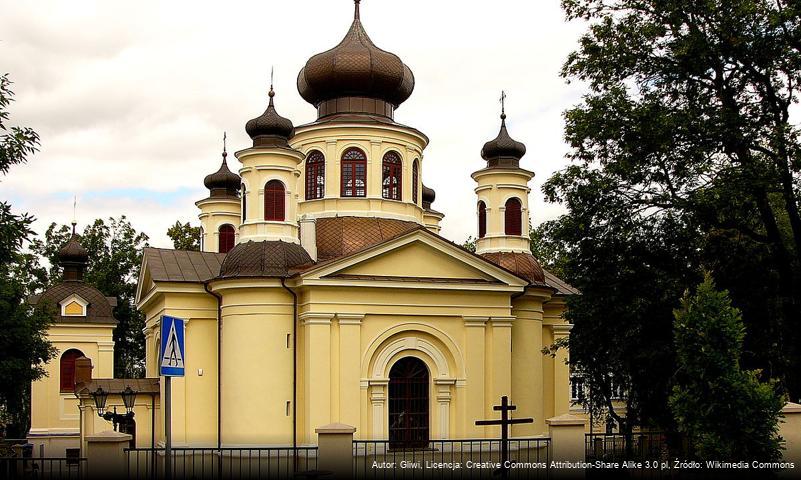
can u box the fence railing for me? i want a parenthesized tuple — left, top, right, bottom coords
(0, 456, 88, 480)
(353, 438, 551, 479)
(585, 432, 669, 462)
(125, 446, 318, 480)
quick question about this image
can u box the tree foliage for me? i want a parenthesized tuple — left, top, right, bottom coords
(167, 221, 200, 251)
(31, 217, 149, 378)
(546, 0, 801, 430)
(670, 274, 784, 461)
(0, 75, 53, 437)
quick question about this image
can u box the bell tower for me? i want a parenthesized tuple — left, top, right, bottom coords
(197, 136, 241, 253)
(473, 95, 534, 254)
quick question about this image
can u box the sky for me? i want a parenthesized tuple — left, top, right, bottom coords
(0, 0, 588, 248)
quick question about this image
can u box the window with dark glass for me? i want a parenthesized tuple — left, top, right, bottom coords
(412, 160, 419, 204)
(382, 151, 402, 201)
(341, 148, 367, 197)
(218, 224, 235, 254)
(305, 150, 325, 200)
(505, 197, 522, 236)
(478, 201, 487, 238)
(388, 357, 429, 449)
(241, 184, 247, 222)
(60, 349, 84, 392)
(264, 180, 286, 221)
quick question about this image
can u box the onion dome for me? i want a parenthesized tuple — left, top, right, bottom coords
(481, 112, 527, 168)
(245, 86, 295, 147)
(59, 225, 89, 281)
(219, 240, 313, 278)
(297, 0, 415, 119)
(480, 251, 546, 286)
(204, 139, 241, 197)
(422, 184, 436, 210)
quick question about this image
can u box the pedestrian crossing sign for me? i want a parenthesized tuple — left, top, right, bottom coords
(160, 315, 185, 377)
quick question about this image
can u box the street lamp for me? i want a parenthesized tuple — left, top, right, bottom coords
(91, 385, 137, 432)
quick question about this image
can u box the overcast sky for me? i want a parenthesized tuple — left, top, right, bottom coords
(0, 0, 587, 248)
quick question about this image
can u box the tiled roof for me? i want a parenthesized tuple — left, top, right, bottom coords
(75, 378, 160, 396)
(315, 216, 422, 262)
(30, 282, 118, 325)
(143, 248, 226, 282)
(218, 241, 314, 278)
(479, 251, 547, 286)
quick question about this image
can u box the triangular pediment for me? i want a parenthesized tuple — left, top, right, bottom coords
(300, 229, 528, 288)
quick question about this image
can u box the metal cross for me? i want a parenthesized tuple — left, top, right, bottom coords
(475, 395, 533, 477)
(500, 90, 507, 115)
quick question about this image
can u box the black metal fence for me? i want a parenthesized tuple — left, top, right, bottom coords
(125, 447, 318, 479)
(0, 456, 88, 480)
(353, 438, 551, 479)
(585, 432, 674, 463)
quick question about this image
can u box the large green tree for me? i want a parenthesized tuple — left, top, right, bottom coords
(166, 220, 200, 251)
(670, 274, 784, 461)
(545, 0, 801, 430)
(0, 74, 54, 437)
(32, 217, 149, 378)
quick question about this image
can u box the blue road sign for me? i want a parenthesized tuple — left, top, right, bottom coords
(160, 316, 185, 377)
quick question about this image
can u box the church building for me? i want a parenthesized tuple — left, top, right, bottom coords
(30, 0, 577, 452)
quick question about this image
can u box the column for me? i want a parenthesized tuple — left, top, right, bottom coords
(434, 380, 455, 439)
(552, 324, 573, 416)
(512, 292, 548, 436)
(463, 316, 487, 437)
(369, 381, 388, 439)
(302, 313, 334, 442)
(490, 317, 513, 437)
(337, 314, 363, 430)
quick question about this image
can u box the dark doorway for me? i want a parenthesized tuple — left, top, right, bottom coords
(388, 357, 429, 449)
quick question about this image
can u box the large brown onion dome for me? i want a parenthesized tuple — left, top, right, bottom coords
(297, 0, 414, 117)
(204, 147, 240, 198)
(219, 241, 313, 278)
(245, 87, 295, 147)
(481, 112, 527, 168)
(422, 184, 436, 210)
(480, 251, 546, 286)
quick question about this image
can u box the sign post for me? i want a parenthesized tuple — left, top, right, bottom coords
(475, 396, 533, 478)
(160, 316, 185, 480)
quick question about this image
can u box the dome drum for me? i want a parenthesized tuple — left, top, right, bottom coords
(316, 97, 395, 119)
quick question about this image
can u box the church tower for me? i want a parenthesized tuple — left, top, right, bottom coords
(237, 85, 304, 244)
(197, 140, 241, 253)
(473, 99, 534, 255)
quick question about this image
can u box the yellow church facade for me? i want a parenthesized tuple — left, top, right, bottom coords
(133, 0, 577, 448)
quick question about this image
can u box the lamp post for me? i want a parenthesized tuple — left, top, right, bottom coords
(91, 386, 137, 432)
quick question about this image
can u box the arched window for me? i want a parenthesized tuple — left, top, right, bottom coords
(218, 224, 235, 254)
(478, 201, 487, 238)
(264, 180, 286, 221)
(382, 151, 402, 201)
(60, 349, 84, 392)
(505, 197, 522, 236)
(241, 183, 247, 222)
(412, 160, 419, 204)
(341, 148, 367, 197)
(305, 150, 325, 200)
(388, 357, 429, 449)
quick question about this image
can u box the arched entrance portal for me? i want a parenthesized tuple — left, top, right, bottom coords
(388, 357, 429, 449)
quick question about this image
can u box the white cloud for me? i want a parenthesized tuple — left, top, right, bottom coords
(0, 0, 586, 248)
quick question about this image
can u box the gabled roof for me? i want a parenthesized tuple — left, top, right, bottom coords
(142, 248, 226, 283)
(543, 270, 580, 296)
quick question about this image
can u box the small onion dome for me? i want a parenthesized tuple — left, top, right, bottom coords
(480, 251, 546, 286)
(480, 113, 527, 168)
(245, 87, 295, 147)
(59, 234, 88, 264)
(297, 0, 414, 113)
(422, 184, 436, 210)
(219, 240, 313, 278)
(203, 150, 240, 198)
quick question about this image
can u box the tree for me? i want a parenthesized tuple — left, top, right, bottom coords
(0, 74, 53, 437)
(31, 217, 150, 378)
(546, 0, 801, 431)
(167, 221, 200, 251)
(670, 274, 784, 461)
